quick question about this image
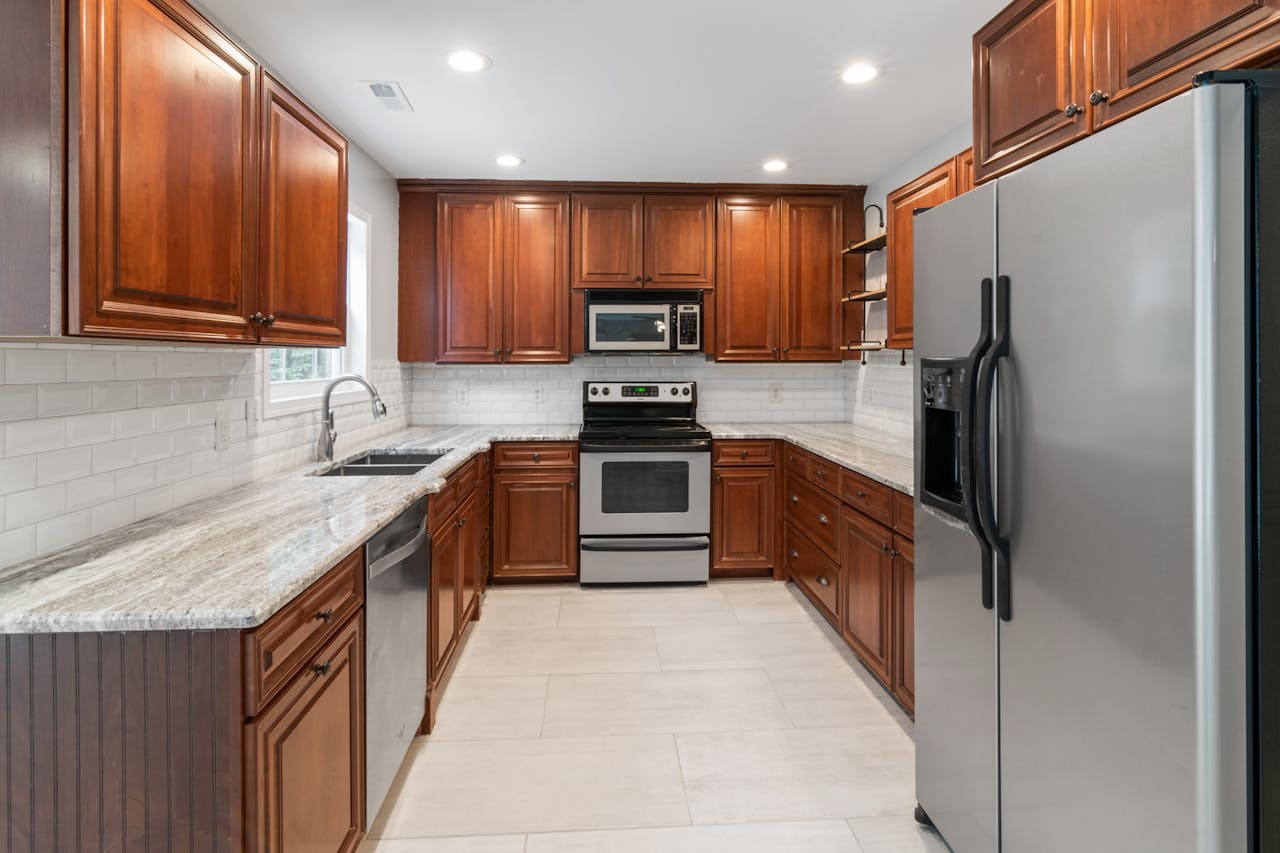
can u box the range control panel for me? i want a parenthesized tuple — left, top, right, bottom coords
(585, 382, 695, 401)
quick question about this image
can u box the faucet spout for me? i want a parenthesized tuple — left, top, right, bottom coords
(318, 374, 389, 461)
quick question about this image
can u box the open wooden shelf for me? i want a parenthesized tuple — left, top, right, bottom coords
(841, 341, 886, 353)
(841, 233, 887, 255)
(842, 288, 887, 304)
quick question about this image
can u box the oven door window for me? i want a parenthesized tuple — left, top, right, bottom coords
(600, 460, 689, 514)
(591, 308, 669, 346)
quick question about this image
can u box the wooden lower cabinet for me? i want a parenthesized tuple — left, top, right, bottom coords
(432, 516, 459, 677)
(711, 464, 776, 576)
(459, 491, 481, 622)
(245, 613, 364, 853)
(840, 506, 894, 685)
(892, 535, 915, 714)
(492, 457, 579, 580)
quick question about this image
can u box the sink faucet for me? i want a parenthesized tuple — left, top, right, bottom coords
(318, 374, 388, 461)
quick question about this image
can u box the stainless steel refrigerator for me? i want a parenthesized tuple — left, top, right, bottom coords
(912, 73, 1280, 853)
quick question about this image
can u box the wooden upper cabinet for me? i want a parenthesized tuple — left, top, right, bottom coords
(780, 196, 842, 361)
(715, 197, 781, 361)
(69, 0, 258, 342)
(643, 195, 716, 288)
(955, 148, 977, 195)
(1091, 0, 1280, 128)
(973, 0, 1090, 183)
(257, 72, 348, 346)
(504, 194, 570, 362)
(437, 193, 503, 363)
(571, 194, 643, 288)
(886, 161, 956, 350)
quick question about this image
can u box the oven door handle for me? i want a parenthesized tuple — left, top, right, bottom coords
(579, 440, 711, 454)
(580, 536, 711, 553)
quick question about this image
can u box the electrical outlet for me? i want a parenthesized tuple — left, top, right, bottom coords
(768, 383, 783, 403)
(455, 385, 470, 406)
(532, 385, 545, 405)
(214, 406, 232, 450)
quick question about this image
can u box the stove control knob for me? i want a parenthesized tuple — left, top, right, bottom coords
(590, 387, 599, 396)
(682, 387, 691, 396)
(671, 387, 679, 396)
(602, 387, 611, 396)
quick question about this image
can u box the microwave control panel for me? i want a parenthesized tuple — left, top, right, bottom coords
(675, 305, 701, 350)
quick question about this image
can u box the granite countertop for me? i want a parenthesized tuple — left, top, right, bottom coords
(0, 420, 912, 635)
(0, 424, 579, 634)
(705, 422, 914, 495)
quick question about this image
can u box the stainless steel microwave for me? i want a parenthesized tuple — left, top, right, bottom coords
(584, 290, 702, 353)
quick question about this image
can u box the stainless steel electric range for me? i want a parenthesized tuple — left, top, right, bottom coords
(578, 381, 712, 583)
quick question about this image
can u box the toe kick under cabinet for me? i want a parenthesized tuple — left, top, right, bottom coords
(0, 548, 368, 852)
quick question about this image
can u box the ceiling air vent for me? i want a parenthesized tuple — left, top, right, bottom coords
(364, 80, 413, 112)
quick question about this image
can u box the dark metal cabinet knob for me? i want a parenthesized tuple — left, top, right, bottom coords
(881, 542, 893, 553)
(532, 452, 541, 462)
(817, 513, 830, 526)
(789, 549, 800, 559)
(313, 661, 332, 677)
(644, 275, 653, 283)
(494, 349, 501, 356)
(505, 348, 512, 356)
(789, 493, 799, 504)
(569, 481, 576, 489)
(815, 469, 825, 479)
(633, 275, 643, 282)
(740, 449, 749, 458)
(264, 314, 276, 327)
(816, 575, 829, 587)
(715, 474, 722, 482)
(315, 608, 334, 623)
(1064, 103, 1083, 118)
(856, 490, 866, 498)
(1089, 90, 1109, 105)
(249, 312, 265, 324)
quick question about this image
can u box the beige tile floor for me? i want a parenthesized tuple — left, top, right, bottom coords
(362, 580, 950, 853)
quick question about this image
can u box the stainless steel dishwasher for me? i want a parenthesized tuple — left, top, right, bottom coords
(364, 497, 430, 824)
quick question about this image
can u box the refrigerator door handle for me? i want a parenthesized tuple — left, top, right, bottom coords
(964, 277, 997, 610)
(974, 275, 1012, 621)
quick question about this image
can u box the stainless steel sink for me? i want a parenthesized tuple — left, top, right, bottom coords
(316, 449, 447, 477)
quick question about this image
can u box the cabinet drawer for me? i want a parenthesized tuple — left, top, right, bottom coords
(713, 440, 775, 466)
(804, 455, 838, 495)
(841, 468, 893, 527)
(493, 442, 579, 469)
(783, 470, 840, 558)
(892, 490, 914, 539)
(243, 547, 364, 717)
(784, 523, 840, 625)
(429, 477, 460, 530)
(782, 443, 809, 474)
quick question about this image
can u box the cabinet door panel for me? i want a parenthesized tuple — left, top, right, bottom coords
(955, 148, 977, 195)
(885, 162, 955, 350)
(71, 0, 257, 342)
(714, 196, 780, 361)
(257, 73, 348, 345)
(893, 536, 915, 714)
(245, 615, 364, 853)
(712, 466, 776, 575)
(780, 196, 842, 361)
(644, 195, 715, 288)
(437, 194, 502, 363)
(1093, 0, 1280, 128)
(459, 493, 480, 622)
(841, 507, 893, 685)
(973, 0, 1089, 182)
(505, 194, 570, 363)
(432, 521, 459, 678)
(571, 194, 643, 288)
(493, 471, 578, 579)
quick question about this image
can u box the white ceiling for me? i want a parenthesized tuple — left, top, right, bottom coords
(200, 0, 1009, 184)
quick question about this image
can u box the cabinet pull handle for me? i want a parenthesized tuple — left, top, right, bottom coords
(505, 348, 512, 356)
(315, 608, 334, 623)
(740, 449, 749, 458)
(633, 275, 643, 283)
(264, 314, 276, 327)
(313, 661, 332, 677)
(458, 516, 466, 527)
(1089, 90, 1109, 105)
(789, 549, 800, 559)
(248, 312, 265, 325)
(815, 469, 825, 478)
(1064, 103, 1083, 118)
(817, 513, 830, 526)
(494, 349, 501, 356)
(784, 347, 791, 354)
(569, 481, 576, 489)
(856, 490, 866, 498)
(816, 575, 829, 587)
(890, 550, 900, 559)
(715, 474, 722, 482)
(532, 452, 541, 462)
(789, 493, 799, 504)
(645, 275, 653, 283)
(881, 542, 893, 553)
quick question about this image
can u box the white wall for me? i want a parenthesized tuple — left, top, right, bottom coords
(0, 143, 406, 570)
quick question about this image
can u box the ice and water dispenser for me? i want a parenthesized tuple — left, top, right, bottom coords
(919, 358, 971, 521)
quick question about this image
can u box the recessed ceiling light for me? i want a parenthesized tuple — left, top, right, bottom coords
(841, 63, 878, 85)
(763, 159, 788, 173)
(496, 154, 524, 167)
(447, 49, 492, 73)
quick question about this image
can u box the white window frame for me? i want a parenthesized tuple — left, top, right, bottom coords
(261, 204, 374, 418)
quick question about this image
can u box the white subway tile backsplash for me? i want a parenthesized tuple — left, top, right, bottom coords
(92, 381, 138, 412)
(90, 496, 136, 537)
(66, 350, 117, 382)
(0, 386, 39, 421)
(5, 349, 65, 384)
(37, 446, 93, 486)
(0, 456, 39, 497)
(37, 382, 94, 417)
(66, 413, 115, 446)
(7, 483, 67, 528)
(5, 417, 66, 455)
(35, 510, 92, 556)
(0, 524, 36, 565)
(64, 472, 116, 512)
(91, 438, 137, 474)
